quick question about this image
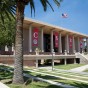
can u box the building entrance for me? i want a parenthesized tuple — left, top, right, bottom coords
(62, 36, 65, 53)
(44, 34, 51, 52)
(44, 34, 58, 52)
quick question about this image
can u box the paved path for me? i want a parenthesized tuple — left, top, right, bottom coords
(38, 64, 88, 72)
(70, 64, 88, 72)
(0, 82, 9, 88)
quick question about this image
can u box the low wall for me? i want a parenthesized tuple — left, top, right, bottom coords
(0, 55, 36, 66)
(0, 54, 76, 66)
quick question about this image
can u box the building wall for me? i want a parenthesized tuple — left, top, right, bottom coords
(0, 56, 36, 66)
(23, 26, 84, 54)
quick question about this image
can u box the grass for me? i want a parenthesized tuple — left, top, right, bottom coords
(0, 65, 62, 88)
(55, 79, 88, 88)
(83, 68, 88, 72)
(1, 64, 88, 88)
(0, 65, 13, 80)
(54, 64, 86, 70)
(26, 70, 88, 88)
(8, 81, 62, 88)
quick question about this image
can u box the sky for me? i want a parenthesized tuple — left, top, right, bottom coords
(24, 0, 88, 35)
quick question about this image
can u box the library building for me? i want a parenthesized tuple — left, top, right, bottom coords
(0, 18, 88, 67)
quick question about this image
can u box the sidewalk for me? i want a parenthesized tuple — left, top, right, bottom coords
(0, 82, 9, 88)
(70, 64, 88, 72)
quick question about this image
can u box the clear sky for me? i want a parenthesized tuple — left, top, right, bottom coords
(24, 0, 88, 35)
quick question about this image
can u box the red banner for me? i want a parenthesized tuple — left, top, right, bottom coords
(69, 36, 73, 48)
(32, 28, 39, 46)
(54, 32, 59, 48)
(80, 38, 83, 48)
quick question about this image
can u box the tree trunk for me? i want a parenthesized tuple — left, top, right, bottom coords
(13, 2, 25, 84)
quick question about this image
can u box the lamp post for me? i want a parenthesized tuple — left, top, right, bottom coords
(64, 50, 67, 65)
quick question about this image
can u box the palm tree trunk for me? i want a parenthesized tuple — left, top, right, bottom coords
(13, 2, 25, 84)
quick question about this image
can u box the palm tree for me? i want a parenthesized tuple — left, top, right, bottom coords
(0, 0, 62, 84)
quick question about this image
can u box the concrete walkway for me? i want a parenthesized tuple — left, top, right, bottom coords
(0, 82, 9, 88)
(38, 64, 88, 72)
(70, 64, 88, 72)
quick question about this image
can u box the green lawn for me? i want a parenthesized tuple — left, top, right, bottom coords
(0, 65, 62, 88)
(8, 81, 62, 88)
(83, 69, 88, 72)
(0, 65, 13, 80)
(1, 64, 88, 88)
(26, 70, 88, 88)
(54, 64, 86, 70)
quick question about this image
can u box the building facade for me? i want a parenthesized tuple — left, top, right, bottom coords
(0, 18, 88, 66)
(23, 18, 88, 54)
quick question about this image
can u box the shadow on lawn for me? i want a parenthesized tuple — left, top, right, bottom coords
(36, 74, 88, 88)
(36, 74, 62, 80)
(45, 85, 63, 88)
(71, 82, 88, 88)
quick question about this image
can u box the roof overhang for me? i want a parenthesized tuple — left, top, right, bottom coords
(23, 17, 88, 38)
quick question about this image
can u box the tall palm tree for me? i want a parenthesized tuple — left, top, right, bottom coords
(0, 0, 62, 84)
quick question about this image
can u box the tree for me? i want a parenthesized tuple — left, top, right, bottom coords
(0, 0, 62, 84)
(0, 15, 15, 47)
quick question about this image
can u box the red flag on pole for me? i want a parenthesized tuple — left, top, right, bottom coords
(54, 32, 59, 48)
(69, 36, 73, 48)
(32, 28, 39, 46)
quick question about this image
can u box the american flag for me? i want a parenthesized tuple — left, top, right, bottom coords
(62, 13, 68, 18)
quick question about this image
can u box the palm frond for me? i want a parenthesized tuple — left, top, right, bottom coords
(46, 0, 54, 11)
(40, 0, 47, 11)
(0, 0, 16, 23)
(53, 0, 60, 7)
(40, 0, 62, 12)
(29, 0, 35, 16)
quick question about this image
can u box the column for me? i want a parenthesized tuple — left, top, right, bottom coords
(72, 36, 75, 53)
(86, 38, 88, 52)
(64, 58, 67, 65)
(78, 37, 80, 52)
(83, 38, 86, 52)
(36, 57, 38, 68)
(41, 28, 44, 52)
(52, 51, 55, 71)
(58, 33, 62, 53)
(74, 58, 76, 64)
(81, 38, 84, 53)
(29, 25, 32, 52)
(40, 28, 44, 65)
(51, 30, 54, 52)
(65, 34, 69, 53)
